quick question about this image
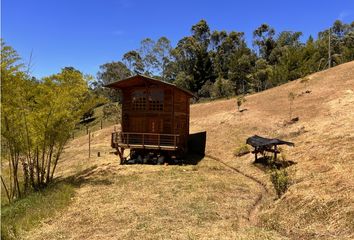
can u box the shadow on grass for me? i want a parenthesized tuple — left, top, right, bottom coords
(57, 165, 115, 188)
(253, 156, 296, 171)
(182, 154, 205, 165)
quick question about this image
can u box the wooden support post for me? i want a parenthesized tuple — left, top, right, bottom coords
(100, 120, 103, 129)
(274, 145, 278, 161)
(117, 147, 125, 164)
(88, 131, 91, 158)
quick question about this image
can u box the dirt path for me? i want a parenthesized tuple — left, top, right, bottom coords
(205, 154, 269, 226)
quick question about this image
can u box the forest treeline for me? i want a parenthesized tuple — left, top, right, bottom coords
(94, 19, 354, 100)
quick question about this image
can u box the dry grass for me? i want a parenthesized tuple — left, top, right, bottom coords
(190, 61, 354, 239)
(21, 61, 354, 239)
(23, 153, 282, 239)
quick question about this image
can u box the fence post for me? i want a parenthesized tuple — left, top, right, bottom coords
(89, 131, 91, 158)
(100, 120, 103, 129)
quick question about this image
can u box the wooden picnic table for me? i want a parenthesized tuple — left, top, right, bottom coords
(246, 135, 294, 161)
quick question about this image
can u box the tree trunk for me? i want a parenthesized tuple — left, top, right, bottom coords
(35, 147, 40, 189)
(46, 145, 54, 184)
(1, 176, 11, 203)
(50, 141, 66, 181)
(21, 157, 30, 193)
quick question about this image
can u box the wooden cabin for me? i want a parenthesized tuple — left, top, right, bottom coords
(105, 74, 194, 164)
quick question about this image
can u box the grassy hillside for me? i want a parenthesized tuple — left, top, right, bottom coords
(17, 62, 354, 239)
(190, 61, 354, 239)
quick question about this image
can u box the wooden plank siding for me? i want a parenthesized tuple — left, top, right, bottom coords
(106, 75, 194, 154)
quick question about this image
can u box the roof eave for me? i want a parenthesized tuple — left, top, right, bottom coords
(104, 74, 196, 98)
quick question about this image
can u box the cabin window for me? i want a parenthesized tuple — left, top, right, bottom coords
(149, 89, 164, 111)
(132, 90, 147, 111)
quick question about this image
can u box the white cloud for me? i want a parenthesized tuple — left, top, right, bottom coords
(338, 10, 352, 21)
(112, 30, 125, 36)
(117, 0, 133, 8)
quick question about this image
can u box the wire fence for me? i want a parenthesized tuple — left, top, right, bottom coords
(72, 118, 119, 139)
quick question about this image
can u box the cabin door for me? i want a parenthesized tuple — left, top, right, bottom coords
(147, 118, 162, 145)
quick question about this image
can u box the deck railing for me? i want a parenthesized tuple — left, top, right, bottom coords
(111, 132, 179, 150)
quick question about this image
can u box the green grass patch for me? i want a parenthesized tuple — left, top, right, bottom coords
(270, 169, 291, 198)
(234, 144, 251, 157)
(1, 182, 75, 240)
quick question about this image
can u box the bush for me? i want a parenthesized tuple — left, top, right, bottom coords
(234, 144, 250, 157)
(270, 169, 291, 198)
(236, 95, 246, 112)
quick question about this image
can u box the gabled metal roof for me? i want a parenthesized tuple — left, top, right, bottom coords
(104, 74, 195, 98)
(246, 135, 295, 148)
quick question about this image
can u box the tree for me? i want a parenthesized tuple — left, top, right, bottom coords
(1, 42, 98, 201)
(25, 67, 95, 188)
(97, 61, 131, 101)
(253, 24, 276, 61)
(191, 19, 211, 48)
(174, 71, 195, 91)
(228, 49, 255, 94)
(299, 35, 320, 75)
(154, 37, 173, 79)
(288, 92, 296, 120)
(236, 95, 246, 112)
(250, 59, 272, 92)
(1, 40, 28, 200)
(123, 50, 144, 74)
(211, 31, 250, 81)
(139, 38, 159, 76)
(172, 20, 214, 94)
(211, 78, 234, 99)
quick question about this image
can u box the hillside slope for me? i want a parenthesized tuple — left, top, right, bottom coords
(190, 61, 354, 239)
(25, 62, 354, 239)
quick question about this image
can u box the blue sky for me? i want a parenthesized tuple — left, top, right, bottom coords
(3, 0, 354, 79)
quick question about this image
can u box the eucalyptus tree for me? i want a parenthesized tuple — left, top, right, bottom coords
(253, 23, 276, 62)
(123, 50, 144, 74)
(154, 37, 173, 79)
(97, 61, 131, 101)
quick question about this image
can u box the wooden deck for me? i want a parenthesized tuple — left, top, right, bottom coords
(111, 132, 180, 151)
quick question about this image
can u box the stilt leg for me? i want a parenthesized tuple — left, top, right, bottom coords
(117, 147, 125, 165)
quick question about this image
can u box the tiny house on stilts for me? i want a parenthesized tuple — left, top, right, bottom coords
(105, 75, 194, 164)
